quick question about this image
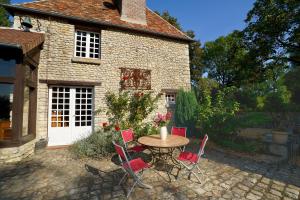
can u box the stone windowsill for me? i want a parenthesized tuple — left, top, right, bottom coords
(71, 57, 101, 65)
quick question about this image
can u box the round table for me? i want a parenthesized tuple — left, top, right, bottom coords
(138, 134, 189, 148)
(138, 134, 189, 182)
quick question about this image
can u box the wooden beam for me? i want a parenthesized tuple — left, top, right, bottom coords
(0, 77, 15, 84)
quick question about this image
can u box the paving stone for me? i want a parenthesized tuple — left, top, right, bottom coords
(246, 192, 261, 200)
(0, 148, 299, 200)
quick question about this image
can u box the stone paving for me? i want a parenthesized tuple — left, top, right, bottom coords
(0, 148, 300, 200)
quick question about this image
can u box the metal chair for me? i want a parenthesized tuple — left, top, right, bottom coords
(113, 141, 152, 198)
(176, 134, 208, 183)
(171, 126, 187, 151)
(121, 129, 147, 155)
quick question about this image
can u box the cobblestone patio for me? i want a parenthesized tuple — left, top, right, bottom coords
(0, 148, 300, 200)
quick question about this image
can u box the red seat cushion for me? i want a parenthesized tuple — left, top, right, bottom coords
(123, 158, 150, 172)
(177, 152, 199, 163)
(129, 145, 147, 152)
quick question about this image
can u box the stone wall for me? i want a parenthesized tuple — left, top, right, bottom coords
(13, 15, 190, 141)
(0, 140, 36, 163)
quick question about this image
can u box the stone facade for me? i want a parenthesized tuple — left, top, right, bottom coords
(13, 15, 190, 143)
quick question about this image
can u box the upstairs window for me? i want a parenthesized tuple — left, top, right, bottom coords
(166, 93, 176, 106)
(75, 30, 100, 59)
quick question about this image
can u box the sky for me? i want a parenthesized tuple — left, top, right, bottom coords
(12, 0, 256, 44)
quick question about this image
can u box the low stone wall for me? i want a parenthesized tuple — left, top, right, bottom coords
(0, 140, 36, 163)
(238, 128, 272, 140)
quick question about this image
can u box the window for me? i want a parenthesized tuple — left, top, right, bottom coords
(0, 58, 15, 142)
(75, 30, 100, 59)
(166, 93, 176, 106)
(0, 84, 14, 141)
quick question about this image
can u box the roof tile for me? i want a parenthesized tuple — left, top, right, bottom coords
(0, 28, 45, 54)
(13, 0, 190, 41)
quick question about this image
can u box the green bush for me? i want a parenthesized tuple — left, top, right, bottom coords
(174, 89, 198, 136)
(215, 138, 263, 153)
(69, 129, 121, 159)
(196, 85, 240, 140)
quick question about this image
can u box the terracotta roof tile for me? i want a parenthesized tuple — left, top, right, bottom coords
(7, 0, 191, 41)
(0, 28, 45, 54)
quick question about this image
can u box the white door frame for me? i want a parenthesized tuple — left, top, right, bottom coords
(47, 86, 94, 146)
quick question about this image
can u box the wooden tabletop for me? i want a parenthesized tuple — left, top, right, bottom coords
(138, 134, 189, 148)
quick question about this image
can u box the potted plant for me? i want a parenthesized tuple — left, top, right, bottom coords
(154, 112, 172, 140)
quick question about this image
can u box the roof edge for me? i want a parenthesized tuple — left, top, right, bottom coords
(2, 4, 194, 43)
(147, 8, 193, 41)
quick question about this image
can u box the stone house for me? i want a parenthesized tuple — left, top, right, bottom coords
(0, 0, 191, 162)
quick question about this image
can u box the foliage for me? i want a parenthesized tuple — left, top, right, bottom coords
(99, 91, 160, 136)
(69, 129, 121, 159)
(186, 30, 204, 84)
(174, 89, 198, 136)
(128, 92, 160, 128)
(284, 66, 300, 105)
(203, 31, 261, 87)
(244, 0, 300, 66)
(103, 91, 130, 127)
(195, 85, 240, 140)
(236, 112, 273, 128)
(0, 0, 10, 27)
(154, 112, 172, 127)
(215, 138, 263, 153)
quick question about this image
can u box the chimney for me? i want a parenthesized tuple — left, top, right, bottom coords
(116, 0, 147, 25)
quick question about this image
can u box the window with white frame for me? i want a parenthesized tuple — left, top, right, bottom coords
(75, 30, 100, 59)
(166, 93, 176, 106)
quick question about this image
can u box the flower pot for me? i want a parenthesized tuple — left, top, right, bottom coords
(160, 126, 168, 140)
(272, 130, 289, 144)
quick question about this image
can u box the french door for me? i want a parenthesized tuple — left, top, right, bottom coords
(48, 86, 93, 146)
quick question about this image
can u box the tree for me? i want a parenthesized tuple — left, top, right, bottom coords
(154, 10, 182, 31)
(186, 30, 204, 84)
(285, 66, 300, 106)
(155, 11, 204, 84)
(203, 31, 260, 87)
(244, 0, 300, 66)
(0, 0, 10, 27)
(174, 89, 198, 136)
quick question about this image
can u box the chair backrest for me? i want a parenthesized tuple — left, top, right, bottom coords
(198, 134, 208, 158)
(121, 129, 134, 144)
(113, 141, 128, 162)
(171, 127, 187, 137)
(113, 141, 136, 175)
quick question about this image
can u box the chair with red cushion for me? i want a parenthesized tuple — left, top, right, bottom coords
(171, 126, 187, 151)
(121, 129, 147, 154)
(176, 134, 208, 183)
(113, 141, 152, 198)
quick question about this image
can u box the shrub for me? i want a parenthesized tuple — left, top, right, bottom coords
(99, 91, 160, 134)
(69, 129, 121, 159)
(174, 89, 198, 136)
(196, 86, 240, 140)
(215, 138, 263, 153)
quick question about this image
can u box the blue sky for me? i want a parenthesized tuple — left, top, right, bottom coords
(12, 0, 255, 44)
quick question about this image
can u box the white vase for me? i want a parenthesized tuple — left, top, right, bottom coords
(160, 126, 168, 140)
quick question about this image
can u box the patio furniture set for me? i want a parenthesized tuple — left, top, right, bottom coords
(112, 127, 209, 198)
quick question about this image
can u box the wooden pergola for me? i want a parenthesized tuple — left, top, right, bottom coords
(0, 28, 44, 148)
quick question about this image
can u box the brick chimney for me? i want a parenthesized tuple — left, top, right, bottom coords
(115, 0, 147, 25)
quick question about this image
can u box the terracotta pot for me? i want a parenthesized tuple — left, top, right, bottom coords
(160, 126, 168, 140)
(272, 130, 289, 144)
